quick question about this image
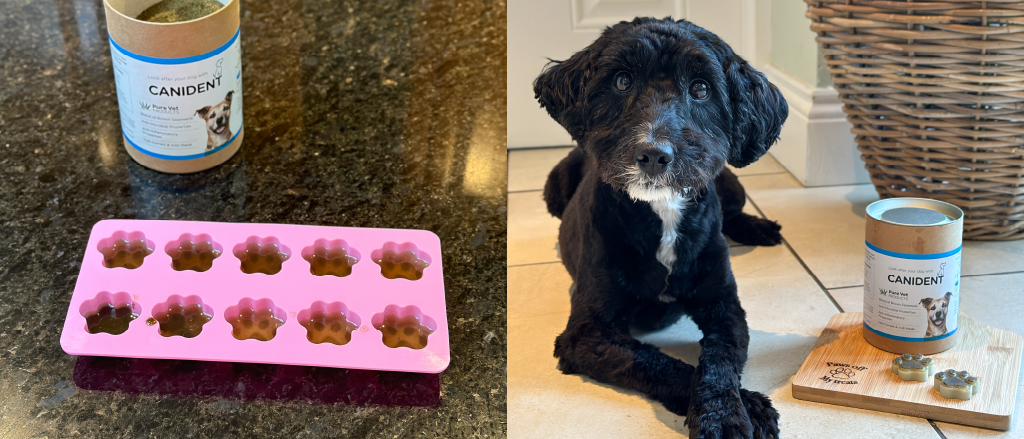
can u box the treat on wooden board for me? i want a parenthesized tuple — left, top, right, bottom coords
(891, 353, 935, 382)
(934, 369, 981, 401)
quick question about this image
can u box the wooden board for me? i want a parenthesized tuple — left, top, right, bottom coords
(792, 313, 1022, 430)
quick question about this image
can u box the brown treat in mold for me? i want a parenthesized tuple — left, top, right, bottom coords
(238, 242, 288, 275)
(301, 311, 358, 345)
(154, 303, 213, 338)
(170, 240, 221, 272)
(374, 250, 428, 280)
(100, 239, 154, 269)
(85, 303, 139, 335)
(375, 314, 433, 349)
(228, 307, 284, 341)
(305, 246, 358, 277)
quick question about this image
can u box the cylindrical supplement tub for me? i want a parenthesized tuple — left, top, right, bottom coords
(863, 198, 964, 354)
(103, 0, 243, 173)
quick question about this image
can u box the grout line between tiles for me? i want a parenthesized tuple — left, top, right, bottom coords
(962, 269, 1024, 278)
(508, 189, 543, 194)
(827, 284, 864, 291)
(743, 195, 846, 313)
(507, 260, 561, 269)
(927, 419, 950, 439)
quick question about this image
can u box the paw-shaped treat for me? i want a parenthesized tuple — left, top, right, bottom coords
(98, 231, 154, 269)
(371, 242, 431, 281)
(892, 353, 935, 382)
(152, 295, 213, 338)
(302, 239, 360, 277)
(934, 369, 980, 400)
(226, 298, 286, 341)
(81, 291, 140, 335)
(372, 305, 437, 350)
(298, 301, 360, 345)
(233, 236, 290, 275)
(166, 233, 222, 272)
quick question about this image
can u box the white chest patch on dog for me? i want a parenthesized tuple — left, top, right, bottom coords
(647, 192, 688, 270)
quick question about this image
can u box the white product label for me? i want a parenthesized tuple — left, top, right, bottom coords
(863, 241, 961, 342)
(109, 27, 243, 160)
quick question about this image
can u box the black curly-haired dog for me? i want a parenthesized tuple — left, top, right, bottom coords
(535, 18, 788, 438)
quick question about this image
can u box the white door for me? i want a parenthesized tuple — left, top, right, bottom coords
(508, 0, 762, 149)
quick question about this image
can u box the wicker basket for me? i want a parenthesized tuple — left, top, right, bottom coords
(807, 0, 1024, 240)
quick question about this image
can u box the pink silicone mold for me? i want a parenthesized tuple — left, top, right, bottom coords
(371, 242, 432, 281)
(60, 220, 449, 373)
(233, 236, 291, 275)
(372, 305, 437, 350)
(297, 301, 361, 345)
(79, 291, 140, 335)
(97, 231, 155, 269)
(301, 239, 360, 277)
(150, 294, 214, 338)
(165, 233, 222, 272)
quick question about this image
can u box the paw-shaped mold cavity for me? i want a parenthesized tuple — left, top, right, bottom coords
(298, 301, 360, 345)
(97, 231, 155, 269)
(371, 305, 437, 350)
(79, 291, 140, 335)
(371, 242, 431, 281)
(301, 239, 360, 277)
(224, 298, 287, 341)
(934, 369, 981, 400)
(151, 295, 214, 338)
(892, 353, 935, 382)
(233, 236, 290, 275)
(165, 233, 222, 272)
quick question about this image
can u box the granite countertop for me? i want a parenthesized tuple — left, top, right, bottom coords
(0, 0, 507, 436)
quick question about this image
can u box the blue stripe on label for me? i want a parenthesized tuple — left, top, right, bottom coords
(865, 323, 958, 342)
(123, 124, 242, 160)
(866, 241, 961, 260)
(109, 27, 240, 65)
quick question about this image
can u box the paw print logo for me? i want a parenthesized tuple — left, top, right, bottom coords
(830, 367, 855, 379)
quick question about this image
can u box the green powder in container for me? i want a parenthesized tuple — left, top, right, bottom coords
(137, 0, 225, 23)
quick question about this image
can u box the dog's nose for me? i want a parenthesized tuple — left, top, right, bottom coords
(635, 145, 673, 176)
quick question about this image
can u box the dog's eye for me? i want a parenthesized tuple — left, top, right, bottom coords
(689, 79, 709, 100)
(614, 72, 632, 92)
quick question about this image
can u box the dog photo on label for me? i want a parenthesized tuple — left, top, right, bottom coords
(921, 292, 952, 338)
(195, 90, 234, 150)
(535, 17, 787, 438)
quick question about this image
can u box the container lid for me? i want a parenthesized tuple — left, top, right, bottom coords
(866, 198, 964, 226)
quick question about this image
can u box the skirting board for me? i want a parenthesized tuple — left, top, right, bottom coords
(762, 65, 869, 187)
(793, 312, 1022, 430)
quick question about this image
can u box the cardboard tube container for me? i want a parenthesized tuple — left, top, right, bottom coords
(863, 198, 964, 354)
(103, 0, 243, 173)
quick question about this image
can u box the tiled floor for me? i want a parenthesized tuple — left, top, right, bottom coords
(506, 147, 1024, 438)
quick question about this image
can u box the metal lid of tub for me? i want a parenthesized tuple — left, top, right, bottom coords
(866, 198, 964, 227)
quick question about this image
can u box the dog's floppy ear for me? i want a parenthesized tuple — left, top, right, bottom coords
(195, 106, 211, 119)
(944, 291, 952, 302)
(695, 26, 788, 168)
(224, 90, 233, 104)
(533, 50, 593, 144)
(722, 57, 788, 167)
(921, 298, 933, 308)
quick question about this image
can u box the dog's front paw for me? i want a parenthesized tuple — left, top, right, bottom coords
(725, 214, 783, 247)
(685, 390, 753, 439)
(740, 388, 779, 439)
